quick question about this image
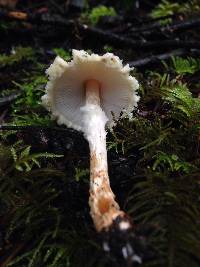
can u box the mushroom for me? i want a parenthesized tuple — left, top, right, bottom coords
(42, 49, 139, 232)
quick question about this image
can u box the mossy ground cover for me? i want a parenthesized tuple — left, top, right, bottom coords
(0, 1, 200, 266)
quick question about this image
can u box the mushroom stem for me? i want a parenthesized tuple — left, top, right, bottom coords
(85, 79, 100, 106)
(84, 80, 125, 232)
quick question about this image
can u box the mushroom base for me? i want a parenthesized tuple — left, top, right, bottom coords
(100, 214, 153, 266)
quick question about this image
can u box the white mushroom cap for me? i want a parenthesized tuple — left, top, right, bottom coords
(42, 49, 140, 131)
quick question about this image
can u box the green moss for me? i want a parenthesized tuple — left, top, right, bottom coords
(150, 0, 182, 24)
(164, 56, 200, 75)
(106, 61, 200, 265)
(74, 167, 89, 182)
(150, 0, 200, 24)
(82, 5, 117, 25)
(52, 48, 71, 61)
(0, 47, 35, 67)
(103, 45, 113, 53)
(11, 144, 63, 172)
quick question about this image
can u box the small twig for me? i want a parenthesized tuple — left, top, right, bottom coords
(130, 18, 200, 34)
(49, 0, 66, 15)
(129, 48, 200, 67)
(161, 18, 200, 33)
(0, 125, 71, 132)
(0, 92, 21, 107)
(1, 243, 25, 267)
(0, 109, 8, 123)
(129, 49, 187, 67)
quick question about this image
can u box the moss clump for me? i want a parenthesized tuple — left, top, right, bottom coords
(82, 5, 117, 25)
(0, 47, 35, 67)
(107, 65, 200, 266)
(150, 0, 200, 24)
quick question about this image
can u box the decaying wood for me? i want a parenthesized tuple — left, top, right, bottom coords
(1, 9, 200, 50)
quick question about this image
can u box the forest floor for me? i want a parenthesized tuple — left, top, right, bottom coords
(0, 0, 200, 266)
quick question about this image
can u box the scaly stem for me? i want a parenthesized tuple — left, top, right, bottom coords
(83, 80, 124, 232)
